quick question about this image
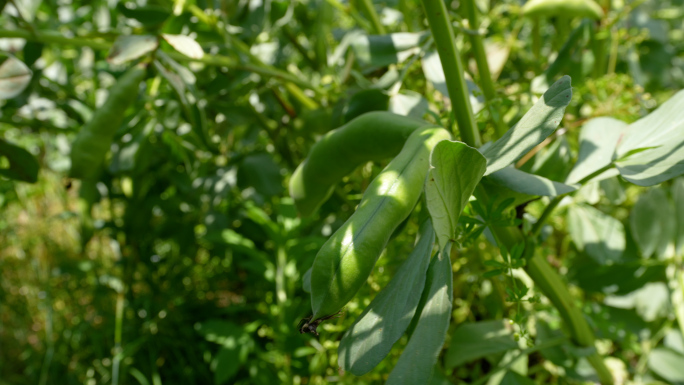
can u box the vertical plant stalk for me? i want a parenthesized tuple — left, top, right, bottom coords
(423, 7, 608, 377)
(591, 16, 609, 77)
(421, 0, 482, 147)
(607, 27, 619, 74)
(462, 0, 507, 137)
(357, 0, 386, 35)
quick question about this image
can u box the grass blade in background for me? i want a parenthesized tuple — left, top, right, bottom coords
(0, 139, 39, 183)
(488, 167, 577, 197)
(615, 90, 684, 186)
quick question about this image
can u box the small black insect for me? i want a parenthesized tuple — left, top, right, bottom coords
(64, 178, 73, 190)
(298, 311, 343, 337)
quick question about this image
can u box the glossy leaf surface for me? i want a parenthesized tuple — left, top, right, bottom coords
(387, 246, 452, 384)
(482, 76, 572, 175)
(425, 140, 486, 250)
(338, 221, 435, 375)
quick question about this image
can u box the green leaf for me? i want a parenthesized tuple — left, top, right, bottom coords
(488, 166, 577, 197)
(520, 136, 573, 182)
(197, 320, 251, 385)
(109, 119, 154, 173)
(237, 153, 283, 197)
(425, 141, 487, 250)
(387, 246, 452, 385)
(630, 188, 674, 259)
(338, 221, 435, 375)
(648, 348, 684, 384)
(107, 35, 159, 65)
(536, 320, 571, 366)
(421, 51, 485, 114)
(214, 347, 241, 385)
(567, 204, 625, 265)
(0, 139, 39, 183)
(483, 268, 506, 278)
(428, 365, 453, 385)
(162, 34, 204, 59)
(445, 320, 518, 369)
(0, 53, 32, 99)
(616, 141, 684, 186)
(302, 267, 312, 293)
(482, 76, 572, 176)
(569, 257, 666, 296)
(664, 330, 684, 355)
(604, 282, 670, 322)
(389, 90, 429, 119)
(500, 370, 537, 385)
(350, 32, 427, 69)
(599, 177, 626, 205)
(614, 89, 684, 186)
(617, 89, 684, 157)
(69, 65, 146, 180)
(565, 117, 627, 184)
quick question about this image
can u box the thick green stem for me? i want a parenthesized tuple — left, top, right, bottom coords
(421, 0, 481, 147)
(607, 27, 619, 74)
(357, 0, 386, 35)
(462, 0, 507, 138)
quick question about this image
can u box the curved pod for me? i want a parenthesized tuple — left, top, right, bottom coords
(70, 64, 146, 180)
(310, 126, 451, 319)
(289, 111, 432, 217)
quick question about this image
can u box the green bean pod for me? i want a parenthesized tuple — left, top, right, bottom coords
(310, 126, 451, 320)
(69, 64, 146, 180)
(289, 111, 431, 217)
(521, 0, 603, 19)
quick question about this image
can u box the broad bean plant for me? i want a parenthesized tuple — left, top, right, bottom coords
(289, 1, 684, 384)
(295, 77, 684, 384)
(1, 0, 684, 384)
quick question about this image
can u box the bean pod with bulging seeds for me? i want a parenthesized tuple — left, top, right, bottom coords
(307, 126, 451, 324)
(69, 64, 147, 180)
(289, 111, 432, 217)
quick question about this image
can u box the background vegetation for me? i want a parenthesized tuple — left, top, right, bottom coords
(0, 0, 683, 384)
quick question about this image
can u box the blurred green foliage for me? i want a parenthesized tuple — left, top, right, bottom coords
(0, 0, 684, 384)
